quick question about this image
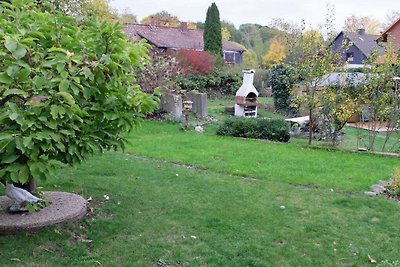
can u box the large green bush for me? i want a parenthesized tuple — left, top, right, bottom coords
(269, 63, 297, 115)
(217, 117, 290, 142)
(0, 0, 158, 185)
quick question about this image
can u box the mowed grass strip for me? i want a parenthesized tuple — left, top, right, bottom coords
(1, 152, 399, 266)
(126, 121, 399, 191)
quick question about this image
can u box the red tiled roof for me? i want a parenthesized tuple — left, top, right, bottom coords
(123, 24, 244, 52)
(378, 17, 400, 42)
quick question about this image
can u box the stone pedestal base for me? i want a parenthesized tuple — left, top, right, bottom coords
(0, 192, 87, 235)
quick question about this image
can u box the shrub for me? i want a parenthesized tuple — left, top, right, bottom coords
(175, 70, 241, 96)
(269, 63, 297, 115)
(0, 0, 158, 186)
(217, 117, 290, 142)
(176, 49, 215, 75)
(253, 68, 271, 91)
(136, 50, 181, 93)
(387, 168, 400, 196)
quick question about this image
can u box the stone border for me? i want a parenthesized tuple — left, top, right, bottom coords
(0, 191, 87, 235)
(364, 180, 389, 196)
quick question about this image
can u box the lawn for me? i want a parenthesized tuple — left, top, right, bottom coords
(1, 119, 400, 266)
(208, 97, 400, 154)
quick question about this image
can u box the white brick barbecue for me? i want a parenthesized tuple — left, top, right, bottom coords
(234, 69, 259, 117)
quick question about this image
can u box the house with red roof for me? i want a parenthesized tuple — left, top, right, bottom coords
(123, 23, 244, 64)
(377, 17, 400, 46)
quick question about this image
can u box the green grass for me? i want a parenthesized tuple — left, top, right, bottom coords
(208, 96, 284, 121)
(1, 114, 400, 266)
(1, 150, 400, 266)
(209, 97, 400, 153)
(126, 121, 398, 191)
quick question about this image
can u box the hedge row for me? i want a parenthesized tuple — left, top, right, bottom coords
(217, 117, 290, 142)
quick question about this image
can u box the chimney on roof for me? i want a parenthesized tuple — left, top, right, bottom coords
(358, 28, 366, 35)
(180, 22, 188, 31)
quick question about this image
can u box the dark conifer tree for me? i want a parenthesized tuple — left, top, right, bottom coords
(203, 2, 222, 57)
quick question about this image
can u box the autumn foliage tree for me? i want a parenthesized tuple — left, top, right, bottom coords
(262, 38, 286, 68)
(141, 11, 180, 27)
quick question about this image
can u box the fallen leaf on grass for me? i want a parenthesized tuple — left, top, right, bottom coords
(368, 254, 377, 264)
(10, 258, 21, 262)
(54, 229, 62, 235)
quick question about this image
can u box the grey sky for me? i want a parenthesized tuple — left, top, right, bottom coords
(110, 0, 397, 30)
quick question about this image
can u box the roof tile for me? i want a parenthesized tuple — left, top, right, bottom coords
(123, 24, 244, 52)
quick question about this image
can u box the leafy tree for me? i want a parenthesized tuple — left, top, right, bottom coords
(318, 77, 360, 146)
(289, 28, 344, 144)
(135, 51, 182, 93)
(50, 0, 117, 23)
(242, 49, 258, 69)
(343, 15, 381, 34)
(49, 0, 85, 16)
(239, 23, 280, 66)
(358, 44, 400, 151)
(0, 0, 158, 187)
(384, 10, 400, 29)
(117, 8, 137, 24)
(203, 2, 223, 58)
(221, 27, 231, 41)
(84, 0, 117, 23)
(269, 64, 297, 115)
(221, 21, 245, 44)
(262, 38, 286, 68)
(141, 11, 180, 27)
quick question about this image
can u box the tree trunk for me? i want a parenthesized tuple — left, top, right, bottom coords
(14, 178, 36, 194)
(308, 108, 313, 145)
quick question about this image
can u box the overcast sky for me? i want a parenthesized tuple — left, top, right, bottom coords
(110, 0, 397, 30)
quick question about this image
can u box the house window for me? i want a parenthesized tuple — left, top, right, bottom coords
(346, 52, 354, 62)
(224, 51, 237, 63)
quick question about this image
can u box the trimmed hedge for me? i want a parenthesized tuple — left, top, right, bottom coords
(217, 117, 290, 142)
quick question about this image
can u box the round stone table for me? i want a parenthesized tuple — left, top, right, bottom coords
(0, 192, 87, 235)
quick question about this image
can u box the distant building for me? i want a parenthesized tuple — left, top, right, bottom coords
(377, 17, 400, 46)
(331, 29, 385, 65)
(123, 23, 244, 64)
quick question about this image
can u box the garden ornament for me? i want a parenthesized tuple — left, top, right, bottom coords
(5, 183, 42, 212)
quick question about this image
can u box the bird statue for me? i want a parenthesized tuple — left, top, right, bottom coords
(195, 125, 204, 133)
(5, 183, 42, 212)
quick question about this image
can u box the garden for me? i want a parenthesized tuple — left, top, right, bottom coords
(1, 1, 400, 267)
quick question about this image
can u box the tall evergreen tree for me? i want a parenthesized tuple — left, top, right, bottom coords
(203, 3, 222, 57)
